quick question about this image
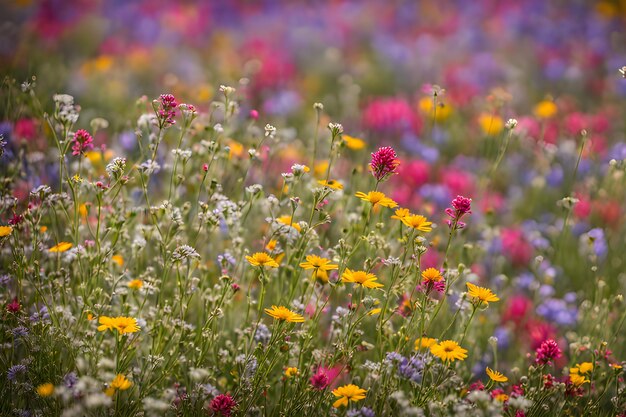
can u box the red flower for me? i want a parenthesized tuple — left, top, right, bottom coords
(535, 339, 562, 365)
(6, 297, 20, 313)
(209, 394, 236, 416)
(71, 130, 94, 156)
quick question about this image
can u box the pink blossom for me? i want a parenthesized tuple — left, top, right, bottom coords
(535, 339, 562, 365)
(370, 146, 400, 182)
(71, 130, 94, 156)
(209, 394, 237, 416)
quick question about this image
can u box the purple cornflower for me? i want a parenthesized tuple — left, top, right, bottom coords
(11, 326, 28, 339)
(71, 129, 94, 156)
(347, 407, 376, 417)
(155, 94, 178, 128)
(370, 146, 400, 182)
(7, 364, 26, 382)
(63, 372, 78, 388)
(445, 195, 472, 229)
(209, 393, 237, 416)
(535, 339, 562, 365)
(397, 354, 425, 383)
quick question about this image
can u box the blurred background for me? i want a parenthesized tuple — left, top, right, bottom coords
(2, 0, 626, 131)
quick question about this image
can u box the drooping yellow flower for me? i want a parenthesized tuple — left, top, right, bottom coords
(284, 367, 299, 378)
(36, 382, 54, 397)
(421, 268, 443, 283)
(478, 114, 504, 136)
(355, 191, 398, 208)
(391, 208, 411, 221)
(49, 242, 73, 253)
(415, 337, 438, 350)
(401, 214, 433, 232)
(341, 269, 384, 289)
(265, 239, 278, 251)
(570, 373, 590, 387)
(418, 97, 452, 121)
(300, 255, 338, 272)
(486, 367, 508, 382)
(112, 255, 124, 267)
(494, 393, 509, 402)
(105, 374, 133, 396)
(332, 384, 367, 408)
(430, 340, 468, 362)
(466, 282, 500, 306)
(343, 135, 366, 150)
(277, 215, 301, 232)
(97, 316, 140, 334)
(317, 179, 344, 190)
(111, 374, 133, 390)
(246, 252, 279, 268)
(570, 362, 593, 375)
(533, 100, 558, 119)
(367, 308, 382, 316)
(0, 226, 13, 237)
(264, 305, 305, 323)
(79, 203, 88, 218)
(312, 269, 329, 283)
(128, 279, 143, 290)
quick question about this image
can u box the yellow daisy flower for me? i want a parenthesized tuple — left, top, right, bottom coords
(486, 367, 508, 382)
(430, 340, 468, 362)
(478, 114, 504, 136)
(246, 252, 279, 268)
(570, 373, 590, 387)
(300, 255, 338, 272)
(317, 179, 344, 190)
(533, 100, 558, 119)
(415, 337, 438, 350)
(401, 214, 433, 232)
(342, 269, 384, 289)
(422, 268, 443, 283)
(343, 135, 366, 150)
(355, 191, 398, 208)
(128, 279, 143, 290)
(111, 374, 133, 390)
(97, 316, 140, 334)
(264, 305, 305, 323)
(284, 367, 299, 378)
(391, 208, 411, 221)
(111, 255, 124, 267)
(0, 225, 13, 237)
(36, 383, 54, 397)
(49, 242, 73, 253)
(332, 384, 367, 408)
(466, 282, 500, 306)
(277, 215, 301, 232)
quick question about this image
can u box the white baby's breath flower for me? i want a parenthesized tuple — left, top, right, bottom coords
(172, 245, 201, 262)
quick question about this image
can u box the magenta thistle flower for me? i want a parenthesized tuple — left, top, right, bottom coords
(535, 339, 562, 365)
(370, 146, 400, 182)
(156, 94, 178, 128)
(71, 129, 94, 156)
(445, 195, 472, 229)
(209, 394, 237, 416)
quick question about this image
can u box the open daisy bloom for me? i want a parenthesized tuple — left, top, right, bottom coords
(466, 282, 499, 306)
(332, 384, 367, 408)
(317, 179, 344, 190)
(246, 252, 280, 268)
(430, 340, 468, 362)
(401, 214, 433, 232)
(354, 191, 398, 208)
(342, 269, 384, 289)
(299, 255, 338, 272)
(97, 316, 140, 334)
(264, 305, 305, 323)
(486, 367, 508, 382)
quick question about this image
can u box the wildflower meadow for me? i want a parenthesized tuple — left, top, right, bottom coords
(1, 1, 626, 416)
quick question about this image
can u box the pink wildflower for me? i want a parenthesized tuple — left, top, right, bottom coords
(370, 146, 400, 182)
(156, 94, 178, 128)
(535, 339, 562, 365)
(445, 195, 472, 229)
(71, 129, 94, 156)
(209, 394, 237, 416)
